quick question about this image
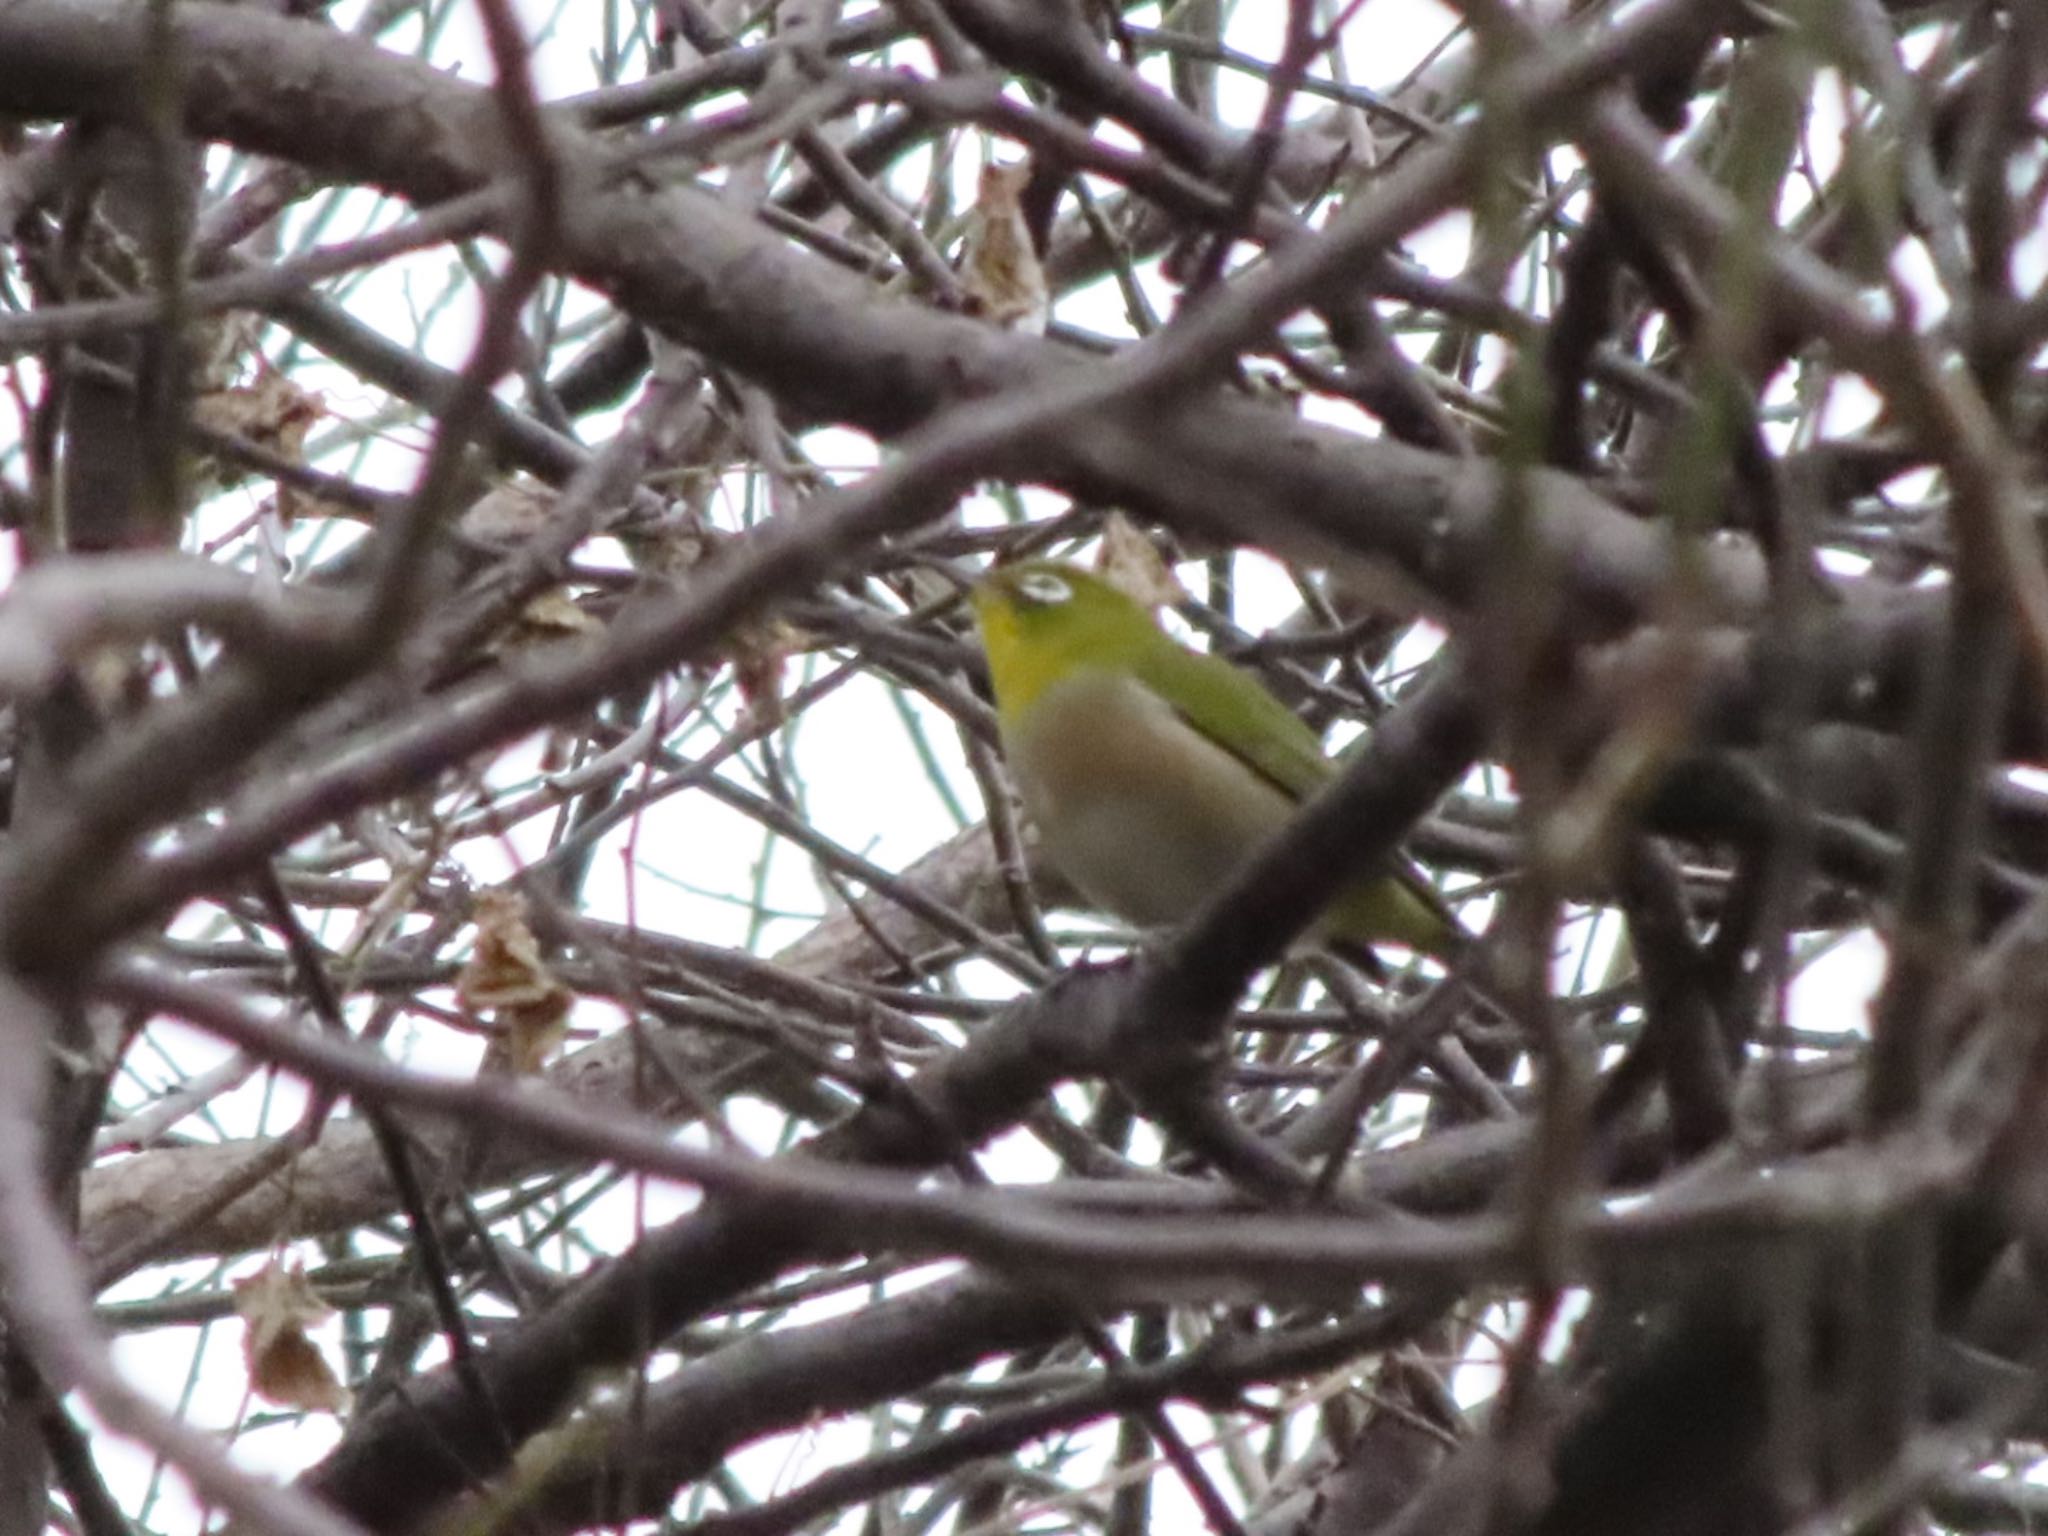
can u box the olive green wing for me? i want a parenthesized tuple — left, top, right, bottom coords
(1129, 638, 1334, 804)
(1133, 636, 1463, 958)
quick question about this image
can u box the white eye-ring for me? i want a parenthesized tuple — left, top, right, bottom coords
(1015, 571, 1072, 606)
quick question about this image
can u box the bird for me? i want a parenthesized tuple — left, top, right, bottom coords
(969, 558, 1461, 964)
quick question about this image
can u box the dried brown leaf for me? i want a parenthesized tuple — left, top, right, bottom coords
(193, 371, 324, 462)
(503, 588, 604, 649)
(234, 1261, 351, 1416)
(459, 887, 573, 1074)
(1095, 514, 1189, 611)
(460, 479, 557, 546)
(962, 160, 1048, 335)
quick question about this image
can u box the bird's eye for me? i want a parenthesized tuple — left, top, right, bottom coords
(1014, 571, 1072, 606)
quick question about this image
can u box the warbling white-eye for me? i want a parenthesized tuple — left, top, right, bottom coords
(970, 559, 1460, 963)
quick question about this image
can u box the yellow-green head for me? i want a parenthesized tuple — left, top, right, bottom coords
(970, 562, 1171, 719)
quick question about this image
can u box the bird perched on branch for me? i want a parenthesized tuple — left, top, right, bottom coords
(970, 559, 1462, 965)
